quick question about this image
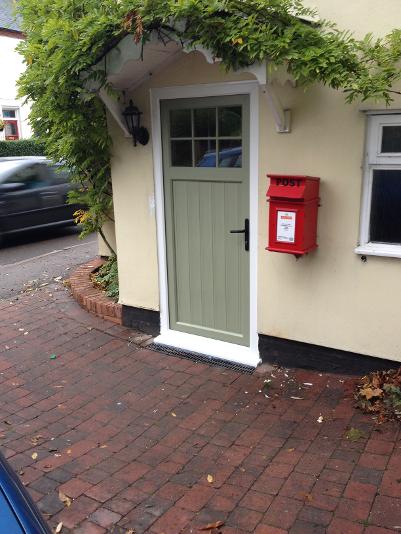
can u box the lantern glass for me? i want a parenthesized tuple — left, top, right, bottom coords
(122, 99, 149, 147)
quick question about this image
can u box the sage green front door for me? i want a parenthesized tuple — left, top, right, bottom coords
(161, 95, 250, 346)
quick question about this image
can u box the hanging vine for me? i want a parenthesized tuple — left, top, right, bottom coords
(17, 0, 401, 252)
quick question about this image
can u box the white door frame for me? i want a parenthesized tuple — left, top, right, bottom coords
(150, 81, 260, 367)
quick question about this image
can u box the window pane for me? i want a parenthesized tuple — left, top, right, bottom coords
(2, 109, 16, 118)
(218, 106, 242, 137)
(171, 140, 192, 167)
(195, 140, 216, 167)
(194, 108, 216, 137)
(218, 140, 242, 168)
(5, 121, 18, 138)
(7, 165, 45, 189)
(170, 109, 191, 138)
(381, 125, 401, 153)
(370, 169, 401, 244)
(48, 165, 70, 184)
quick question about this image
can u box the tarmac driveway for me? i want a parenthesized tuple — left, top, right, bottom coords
(0, 283, 400, 533)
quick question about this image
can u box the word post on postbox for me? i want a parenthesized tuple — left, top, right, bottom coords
(266, 174, 320, 256)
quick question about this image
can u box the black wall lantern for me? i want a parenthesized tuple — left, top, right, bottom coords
(122, 99, 150, 147)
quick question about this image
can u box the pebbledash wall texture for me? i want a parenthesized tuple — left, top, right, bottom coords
(99, 0, 401, 364)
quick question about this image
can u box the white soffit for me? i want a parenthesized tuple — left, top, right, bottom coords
(106, 34, 183, 91)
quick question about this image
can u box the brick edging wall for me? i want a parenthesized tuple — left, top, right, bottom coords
(69, 258, 122, 324)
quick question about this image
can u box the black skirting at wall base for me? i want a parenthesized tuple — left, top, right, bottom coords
(259, 334, 397, 375)
(121, 305, 160, 337)
(120, 305, 397, 374)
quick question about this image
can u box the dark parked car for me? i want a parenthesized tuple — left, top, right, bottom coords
(0, 157, 81, 245)
(0, 450, 51, 533)
(196, 146, 242, 168)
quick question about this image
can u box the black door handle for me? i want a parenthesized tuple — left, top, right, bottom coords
(230, 218, 249, 251)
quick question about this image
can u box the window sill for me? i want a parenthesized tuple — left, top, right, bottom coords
(355, 243, 401, 259)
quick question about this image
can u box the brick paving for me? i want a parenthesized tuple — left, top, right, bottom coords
(0, 282, 400, 533)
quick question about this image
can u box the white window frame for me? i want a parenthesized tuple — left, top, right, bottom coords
(356, 112, 401, 258)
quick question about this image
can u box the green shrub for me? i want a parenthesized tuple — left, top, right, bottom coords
(93, 256, 119, 302)
(0, 139, 45, 157)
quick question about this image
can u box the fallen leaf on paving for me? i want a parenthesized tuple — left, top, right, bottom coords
(287, 448, 295, 452)
(30, 435, 43, 445)
(360, 387, 383, 400)
(207, 474, 214, 483)
(55, 521, 63, 533)
(59, 491, 72, 507)
(31, 452, 38, 460)
(303, 493, 313, 502)
(199, 521, 225, 531)
(355, 367, 401, 422)
(345, 428, 366, 442)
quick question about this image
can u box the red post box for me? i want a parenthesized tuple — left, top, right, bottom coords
(266, 174, 320, 255)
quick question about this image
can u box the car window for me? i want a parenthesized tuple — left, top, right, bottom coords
(5, 164, 48, 190)
(46, 164, 70, 185)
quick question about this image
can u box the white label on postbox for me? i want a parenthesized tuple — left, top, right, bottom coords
(277, 211, 296, 243)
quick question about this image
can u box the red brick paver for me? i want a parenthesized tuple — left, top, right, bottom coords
(0, 282, 400, 533)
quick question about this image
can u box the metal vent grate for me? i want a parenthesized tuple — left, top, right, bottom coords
(148, 343, 255, 374)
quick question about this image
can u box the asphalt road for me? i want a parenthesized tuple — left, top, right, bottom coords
(0, 226, 97, 299)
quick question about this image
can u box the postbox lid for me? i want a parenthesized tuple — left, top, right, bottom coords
(266, 174, 320, 201)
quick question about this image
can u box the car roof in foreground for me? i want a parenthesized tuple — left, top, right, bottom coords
(0, 158, 51, 183)
(0, 160, 34, 182)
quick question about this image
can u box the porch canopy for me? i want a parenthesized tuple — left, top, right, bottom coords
(88, 32, 292, 134)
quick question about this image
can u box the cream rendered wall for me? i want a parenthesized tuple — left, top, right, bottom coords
(260, 82, 401, 361)
(110, 2, 401, 362)
(305, 0, 401, 38)
(260, 0, 401, 361)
